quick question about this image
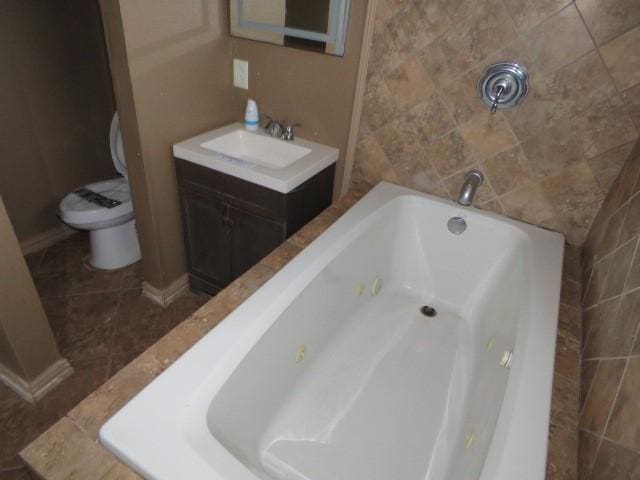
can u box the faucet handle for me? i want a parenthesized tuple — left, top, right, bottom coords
(264, 115, 285, 138)
(282, 122, 302, 141)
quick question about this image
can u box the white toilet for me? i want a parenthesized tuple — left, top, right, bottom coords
(59, 112, 141, 270)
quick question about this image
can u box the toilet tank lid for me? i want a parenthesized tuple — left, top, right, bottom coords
(110, 112, 127, 178)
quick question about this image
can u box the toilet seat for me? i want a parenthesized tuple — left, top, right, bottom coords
(59, 178, 134, 230)
(109, 113, 127, 178)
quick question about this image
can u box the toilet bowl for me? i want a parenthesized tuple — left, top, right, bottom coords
(58, 113, 141, 270)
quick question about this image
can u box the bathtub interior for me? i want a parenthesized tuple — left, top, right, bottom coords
(205, 196, 531, 480)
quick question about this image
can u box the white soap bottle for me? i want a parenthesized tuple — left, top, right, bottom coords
(245, 99, 259, 131)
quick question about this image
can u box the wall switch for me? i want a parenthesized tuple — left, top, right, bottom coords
(233, 58, 249, 90)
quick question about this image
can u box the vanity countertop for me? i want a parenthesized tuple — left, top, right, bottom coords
(172, 123, 338, 194)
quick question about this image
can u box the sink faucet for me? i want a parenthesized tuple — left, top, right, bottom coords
(264, 116, 284, 138)
(457, 170, 484, 206)
(264, 116, 300, 141)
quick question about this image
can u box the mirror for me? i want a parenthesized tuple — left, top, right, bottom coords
(230, 0, 351, 56)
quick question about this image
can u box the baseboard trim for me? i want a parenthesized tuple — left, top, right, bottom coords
(20, 224, 76, 255)
(142, 273, 189, 308)
(0, 358, 73, 404)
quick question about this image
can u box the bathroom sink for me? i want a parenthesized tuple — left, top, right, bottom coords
(200, 130, 312, 169)
(173, 123, 338, 193)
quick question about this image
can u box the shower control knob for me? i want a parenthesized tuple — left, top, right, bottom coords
(478, 62, 529, 113)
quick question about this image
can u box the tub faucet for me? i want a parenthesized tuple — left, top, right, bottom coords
(457, 170, 484, 206)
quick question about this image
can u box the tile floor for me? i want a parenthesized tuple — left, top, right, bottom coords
(0, 233, 209, 480)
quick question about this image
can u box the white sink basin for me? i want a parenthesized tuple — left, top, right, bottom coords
(200, 130, 312, 170)
(173, 123, 339, 193)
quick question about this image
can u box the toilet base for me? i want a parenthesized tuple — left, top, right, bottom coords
(89, 219, 141, 270)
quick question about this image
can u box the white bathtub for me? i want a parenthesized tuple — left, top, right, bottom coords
(100, 182, 564, 480)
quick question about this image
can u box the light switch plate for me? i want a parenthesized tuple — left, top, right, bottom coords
(233, 58, 249, 90)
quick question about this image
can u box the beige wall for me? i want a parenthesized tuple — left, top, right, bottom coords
(0, 195, 61, 381)
(0, 0, 116, 243)
(231, 0, 369, 199)
(352, 0, 640, 245)
(100, 0, 241, 289)
(101, 0, 367, 290)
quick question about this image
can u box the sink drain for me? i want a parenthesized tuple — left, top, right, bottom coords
(420, 305, 437, 317)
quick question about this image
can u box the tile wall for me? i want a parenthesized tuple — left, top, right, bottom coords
(579, 138, 640, 478)
(352, 0, 640, 244)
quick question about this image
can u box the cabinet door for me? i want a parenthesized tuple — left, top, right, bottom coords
(229, 205, 285, 279)
(180, 189, 231, 289)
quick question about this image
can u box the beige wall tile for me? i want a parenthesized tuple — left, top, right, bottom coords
(607, 358, 640, 451)
(625, 239, 640, 290)
(375, 116, 430, 171)
(588, 142, 636, 193)
(571, 93, 638, 160)
(622, 84, 640, 127)
(481, 145, 533, 195)
(600, 239, 636, 299)
(458, 113, 517, 161)
(540, 161, 605, 244)
(579, 358, 625, 433)
(503, 0, 572, 32)
(367, 27, 403, 77)
(383, 57, 436, 108)
(388, 0, 451, 54)
(440, 68, 488, 125)
(354, 0, 640, 247)
(520, 127, 586, 179)
(600, 25, 640, 91)
(476, 197, 505, 215)
(418, 29, 476, 88)
(576, 0, 640, 46)
(407, 96, 457, 141)
(583, 256, 614, 308)
(580, 359, 599, 410)
(525, 5, 594, 75)
(362, 75, 400, 133)
(499, 183, 558, 230)
(424, 129, 476, 177)
(354, 135, 400, 185)
(578, 429, 600, 479)
(590, 439, 640, 479)
(584, 290, 640, 358)
(619, 194, 640, 244)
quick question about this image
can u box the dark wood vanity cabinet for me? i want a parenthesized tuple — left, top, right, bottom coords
(175, 158, 335, 295)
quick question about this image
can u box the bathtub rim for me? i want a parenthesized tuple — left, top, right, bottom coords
(99, 182, 565, 480)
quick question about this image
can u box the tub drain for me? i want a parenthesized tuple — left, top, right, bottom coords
(420, 305, 437, 317)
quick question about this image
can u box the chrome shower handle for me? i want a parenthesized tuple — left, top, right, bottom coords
(490, 83, 506, 114)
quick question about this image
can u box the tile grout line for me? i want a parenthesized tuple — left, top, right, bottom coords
(580, 426, 640, 455)
(583, 262, 640, 312)
(579, 359, 601, 419)
(594, 235, 639, 302)
(622, 234, 640, 293)
(593, 356, 631, 462)
(593, 343, 636, 472)
(585, 353, 640, 361)
(104, 272, 131, 380)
